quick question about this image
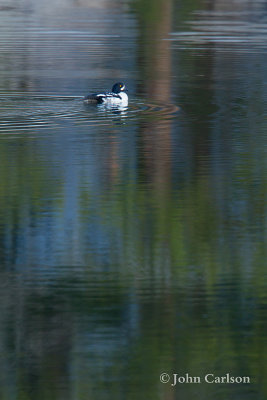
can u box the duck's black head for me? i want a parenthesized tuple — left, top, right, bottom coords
(112, 82, 126, 93)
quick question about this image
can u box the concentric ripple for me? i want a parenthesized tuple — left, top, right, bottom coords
(0, 93, 179, 133)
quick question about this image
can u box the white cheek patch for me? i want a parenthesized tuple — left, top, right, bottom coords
(121, 85, 125, 91)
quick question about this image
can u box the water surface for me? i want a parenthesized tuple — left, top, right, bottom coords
(0, 0, 266, 399)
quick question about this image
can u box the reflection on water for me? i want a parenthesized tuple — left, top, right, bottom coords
(0, 0, 267, 399)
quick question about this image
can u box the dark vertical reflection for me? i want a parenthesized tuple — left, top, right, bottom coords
(134, 0, 172, 102)
(133, 0, 173, 230)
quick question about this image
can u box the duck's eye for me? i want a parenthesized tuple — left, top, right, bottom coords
(119, 84, 122, 87)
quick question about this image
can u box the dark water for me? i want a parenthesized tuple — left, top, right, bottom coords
(0, 0, 266, 399)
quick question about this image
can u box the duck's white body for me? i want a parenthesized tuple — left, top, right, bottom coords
(96, 91, 128, 106)
(84, 82, 128, 106)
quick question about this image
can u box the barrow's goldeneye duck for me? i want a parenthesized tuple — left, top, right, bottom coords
(84, 82, 128, 106)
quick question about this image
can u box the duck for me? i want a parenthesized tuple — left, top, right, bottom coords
(83, 82, 128, 106)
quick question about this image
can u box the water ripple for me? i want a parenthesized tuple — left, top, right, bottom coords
(169, 9, 267, 51)
(0, 93, 179, 133)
